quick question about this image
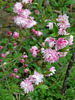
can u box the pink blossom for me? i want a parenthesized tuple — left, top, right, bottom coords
(8, 31, 12, 36)
(30, 46, 38, 52)
(68, 35, 73, 45)
(55, 38, 68, 51)
(5, 6, 8, 9)
(24, 64, 27, 67)
(0, 59, 2, 62)
(20, 59, 24, 63)
(32, 51, 37, 57)
(15, 75, 19, 79)
(14, 43, 17, 46)
(32, 29, 35, 32)
(29, 70, 44, 85)
(13, 2, 23, 14)
(47, 22, 53, 30)
(42, 37, 55, 48)
(20, 78, 34, 94)
(14, 68, 18, 73)
(20, 9, 31, 18)
(58, 28, 67, 35)
(42, 48, 59, 63)
(0, 46, 3, 49)
(35, 10, 40, 15)
(56, 14, 70, 29)
(30, 46, 40, 57)
(58, 52, 67, 57)
(23, 55, 28, 59)
(13, 32, 19, 38)
(11, 73, 15, 77)
(14, 16, 27, 28)
(1, 53, 5, 57)
(45, 66, 56, 76)
(24, 68, 29, 73)
(22, 0, 32, 4)
(14, 16, 37, 29)
(36, 31, 43, 36)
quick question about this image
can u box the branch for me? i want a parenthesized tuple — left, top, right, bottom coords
(61, 51, 75, 96)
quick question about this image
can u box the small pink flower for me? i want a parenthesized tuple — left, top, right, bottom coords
(23, 55, 28, 59)
(32, 29, 35, 32)
(68, 35, 73, 45)
(0, 59, 2, 62)
(1, 53, 5, 57)
(24, 64, 27, 67)
(14, 68, 18, 73)
(20, 59, 24, 63)
(45, 67, 56, 76)
(13, 32, 19, 38)
(14, 43, 17, 46)
(15, 75, 19, 79)
(0, 46, 3, 49)
(24, 68, 29, 73)
(30, 46, 40, 57)
(11, 73, 15, 77)
(8, 31, 12, 36)
(35, 10, 40, 15)
(5, 6, 8, 9)
(32, 51, 37, 57)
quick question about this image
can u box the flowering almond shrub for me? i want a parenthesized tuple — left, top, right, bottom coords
(0, 0, 75, 100)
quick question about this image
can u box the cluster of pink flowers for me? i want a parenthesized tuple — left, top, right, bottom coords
(45, 66, 56, 76)
(13, 2, 37, 28)
(32, 29, 43, 36)
(30, 46, 40, 57)
(20, 70, 43, 93)
(56, 14, 70, 35)
(20, 78, 34, 94)
(11, 68, 19, 79)
(41, 48, 59, 63)
(20, 54, 29, 73)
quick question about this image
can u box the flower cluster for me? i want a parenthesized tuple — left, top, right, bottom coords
(30, 46, 40, 57)
(32, 29, 43, 36)
(20, 70, 44, 93)
(56, 14, 70, 35)
(20, 78, 34, 94)
(42, 48, 59, 63)
(13, 2, 37, 28)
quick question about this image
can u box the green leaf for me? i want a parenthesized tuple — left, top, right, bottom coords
(64, 0, 75, 5)
(53, 23, 58, 36)
(36, 85, 49, 90)
(45, 41, 49, 49)
(43, 71, 52, 75)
